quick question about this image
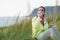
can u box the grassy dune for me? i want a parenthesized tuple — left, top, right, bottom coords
(0, 14, 60, 40)
(46, 14, 60, 32)
(0, 18, 32, 40)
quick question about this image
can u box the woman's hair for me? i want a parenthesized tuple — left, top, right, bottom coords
(38, 6, 45, 12)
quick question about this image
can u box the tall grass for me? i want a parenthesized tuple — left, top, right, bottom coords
(46, 14, 60, 31)
(0, 17, 32, 40)
(0, 14, 60, 40)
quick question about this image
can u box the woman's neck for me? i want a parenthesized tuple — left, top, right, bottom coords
(40, 16, 44, 19)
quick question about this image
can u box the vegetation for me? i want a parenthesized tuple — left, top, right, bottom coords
(0, 18, 32, 40)
(0, 14, 60, 40)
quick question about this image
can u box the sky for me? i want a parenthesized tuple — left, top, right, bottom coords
(0, 0, 60, 17)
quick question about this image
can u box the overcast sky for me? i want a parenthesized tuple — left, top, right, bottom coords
(0, 0, 60, 17)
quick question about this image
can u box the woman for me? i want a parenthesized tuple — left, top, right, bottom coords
(32, 6, 49, 39)
(32, 6, 59, 40)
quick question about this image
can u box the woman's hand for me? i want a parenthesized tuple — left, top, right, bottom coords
(49, 22, 54, 28)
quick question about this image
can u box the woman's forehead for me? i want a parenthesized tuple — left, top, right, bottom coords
(38, 8, 44, 10)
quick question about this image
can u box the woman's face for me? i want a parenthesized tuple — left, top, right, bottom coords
(38, 7, 45, 16)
